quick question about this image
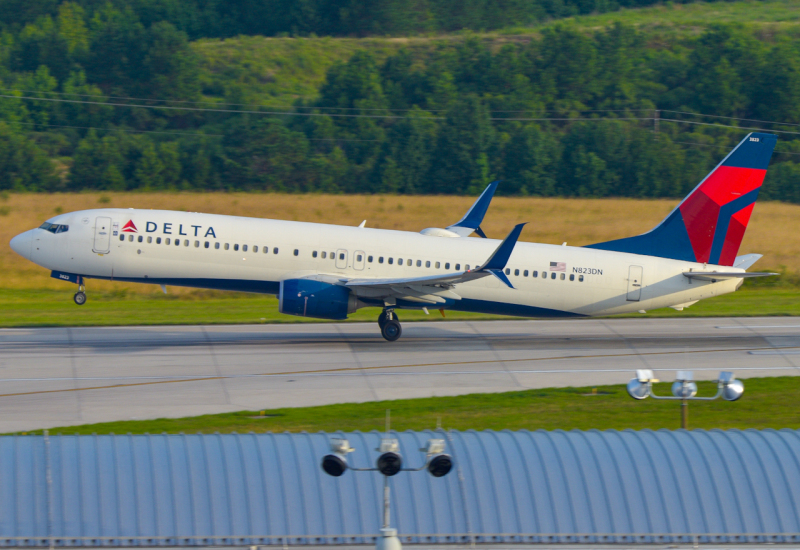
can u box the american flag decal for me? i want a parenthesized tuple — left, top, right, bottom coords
(550, 262, 566, 272)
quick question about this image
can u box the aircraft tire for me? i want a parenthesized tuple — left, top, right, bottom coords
(381, 320, 402, 342)
(74, 291, 87, 306)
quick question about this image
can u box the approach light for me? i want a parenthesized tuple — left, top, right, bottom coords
(321, 438, 355, 477)
(671, 371, 698, 399)
(719, 371, 744, 401)
(421, 439, 452, 477)
(626, 369, 656, 400)
(376, 438, 403, 476)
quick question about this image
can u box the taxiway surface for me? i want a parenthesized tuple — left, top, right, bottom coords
(1, 317, 800, 432)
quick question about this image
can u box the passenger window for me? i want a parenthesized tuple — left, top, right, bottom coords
(579, 275, 584, 282)
(234, 244, 239, 251)
(253, 245, 258, 253)
(551, 272, 556, 279)
(455, 264, 460, 270)
(146, 236, 152, 244)
(532, 270, 537, 277)
(175, 239, 181, 246)
(321, 252, 326, 259)
(398, 258, 403, 265)
(505, 268, 511, 275)
(407, 259, 412, 266)
(294, 249, 299, 256)
(368, 256, 373, 263)
(416, 260, 422, 267)
(262, 246, 268, 253)
(313, 251, 318, 258)
(184, 240, 189, 247)
(465, 265, 470, 271)
(379, 257, 384, 264)
(119, 235, 124, 241)
(193, 241, 198, 248)
(224, 243, 229, 250)
(435, 262, 440, 269)
(243, 245, 248, 252)
(339, 252, 344, 260)
(274, 247, 279, 254)
(156, 237, 161, 245)
(137, 236, 143, 243)
(445, 263, 450, 269)
(560, 273, 565, 280)
(357, 254, 363, 262)
(524, 270, 528, 277)
(215, 242, 220, 249)
(128, 235, 134, 242)
(515, 269, 519, 276)
(204, 242, 209, 249)
(388, 258, 394, 265)
(426, 261, 431, 268)
(165, 238, 171, 245)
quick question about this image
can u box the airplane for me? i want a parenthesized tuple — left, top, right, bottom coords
(9, 132, 778, 341)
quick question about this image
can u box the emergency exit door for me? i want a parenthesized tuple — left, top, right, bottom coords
(627, 265, 643, 301)
(93, 217, 112, 253)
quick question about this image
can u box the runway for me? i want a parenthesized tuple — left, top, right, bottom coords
(1, 317, 800, 432)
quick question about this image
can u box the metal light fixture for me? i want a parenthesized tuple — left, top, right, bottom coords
(626, 370, 744, 428)
(320, 414, 453, 550)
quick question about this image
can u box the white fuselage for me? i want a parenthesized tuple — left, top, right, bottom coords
(14, 208, 742, 317)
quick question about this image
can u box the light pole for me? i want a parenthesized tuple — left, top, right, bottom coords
(626, 370, 744, 429)
(321, 433, 452, 550)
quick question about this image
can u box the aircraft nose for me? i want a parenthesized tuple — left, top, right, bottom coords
(9, 230, 32, 260)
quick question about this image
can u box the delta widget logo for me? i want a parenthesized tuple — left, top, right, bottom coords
(122, 220, 138, 233)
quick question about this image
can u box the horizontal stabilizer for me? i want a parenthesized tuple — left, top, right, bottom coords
(733, 254, 762, 270)
(683, 271, 778, 281)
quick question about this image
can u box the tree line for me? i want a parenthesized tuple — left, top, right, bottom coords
(0, 0, 723, 39)
(0, 2, 799, 203)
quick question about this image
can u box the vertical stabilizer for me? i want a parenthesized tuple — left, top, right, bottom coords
(587, 133, 777, 266)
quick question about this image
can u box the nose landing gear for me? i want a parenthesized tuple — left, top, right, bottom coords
(378, 309, 402, 342)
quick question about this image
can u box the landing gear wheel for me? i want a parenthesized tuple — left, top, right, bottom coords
(73, 291, 87, 306)
(381, 319, 402, 342)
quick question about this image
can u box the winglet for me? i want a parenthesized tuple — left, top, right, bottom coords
(477, 223, 526, 288)
(446, 181, 500, 238)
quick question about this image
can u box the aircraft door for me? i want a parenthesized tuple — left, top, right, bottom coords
(93, 216, 112, 254)
(626, 265, 643, 301)
(335, 249, 348, 269)
(354, 250, 365, 271)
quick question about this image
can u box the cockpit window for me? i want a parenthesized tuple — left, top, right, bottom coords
(39, 222, 68, 234)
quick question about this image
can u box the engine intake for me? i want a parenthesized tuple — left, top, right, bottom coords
(279, 279, 358, 320)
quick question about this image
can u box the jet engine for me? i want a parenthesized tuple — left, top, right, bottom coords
(279, 279, 360, 320)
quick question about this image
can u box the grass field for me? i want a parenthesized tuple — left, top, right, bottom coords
(1, 192, 798, 326)
(0, 287, 797, 328)
(190, 0, 800, 106)
(17, 376, 800, 436)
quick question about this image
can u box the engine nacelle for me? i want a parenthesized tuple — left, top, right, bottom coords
(279, 279, 358, 320)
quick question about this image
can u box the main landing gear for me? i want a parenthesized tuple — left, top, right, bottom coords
(74, 282, 87, 306)
(378, 309, 401, 342)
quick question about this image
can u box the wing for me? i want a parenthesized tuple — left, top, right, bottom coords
(344, 223, 526, 304)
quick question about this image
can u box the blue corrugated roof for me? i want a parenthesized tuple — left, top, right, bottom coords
(0, 429, 799, 546)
